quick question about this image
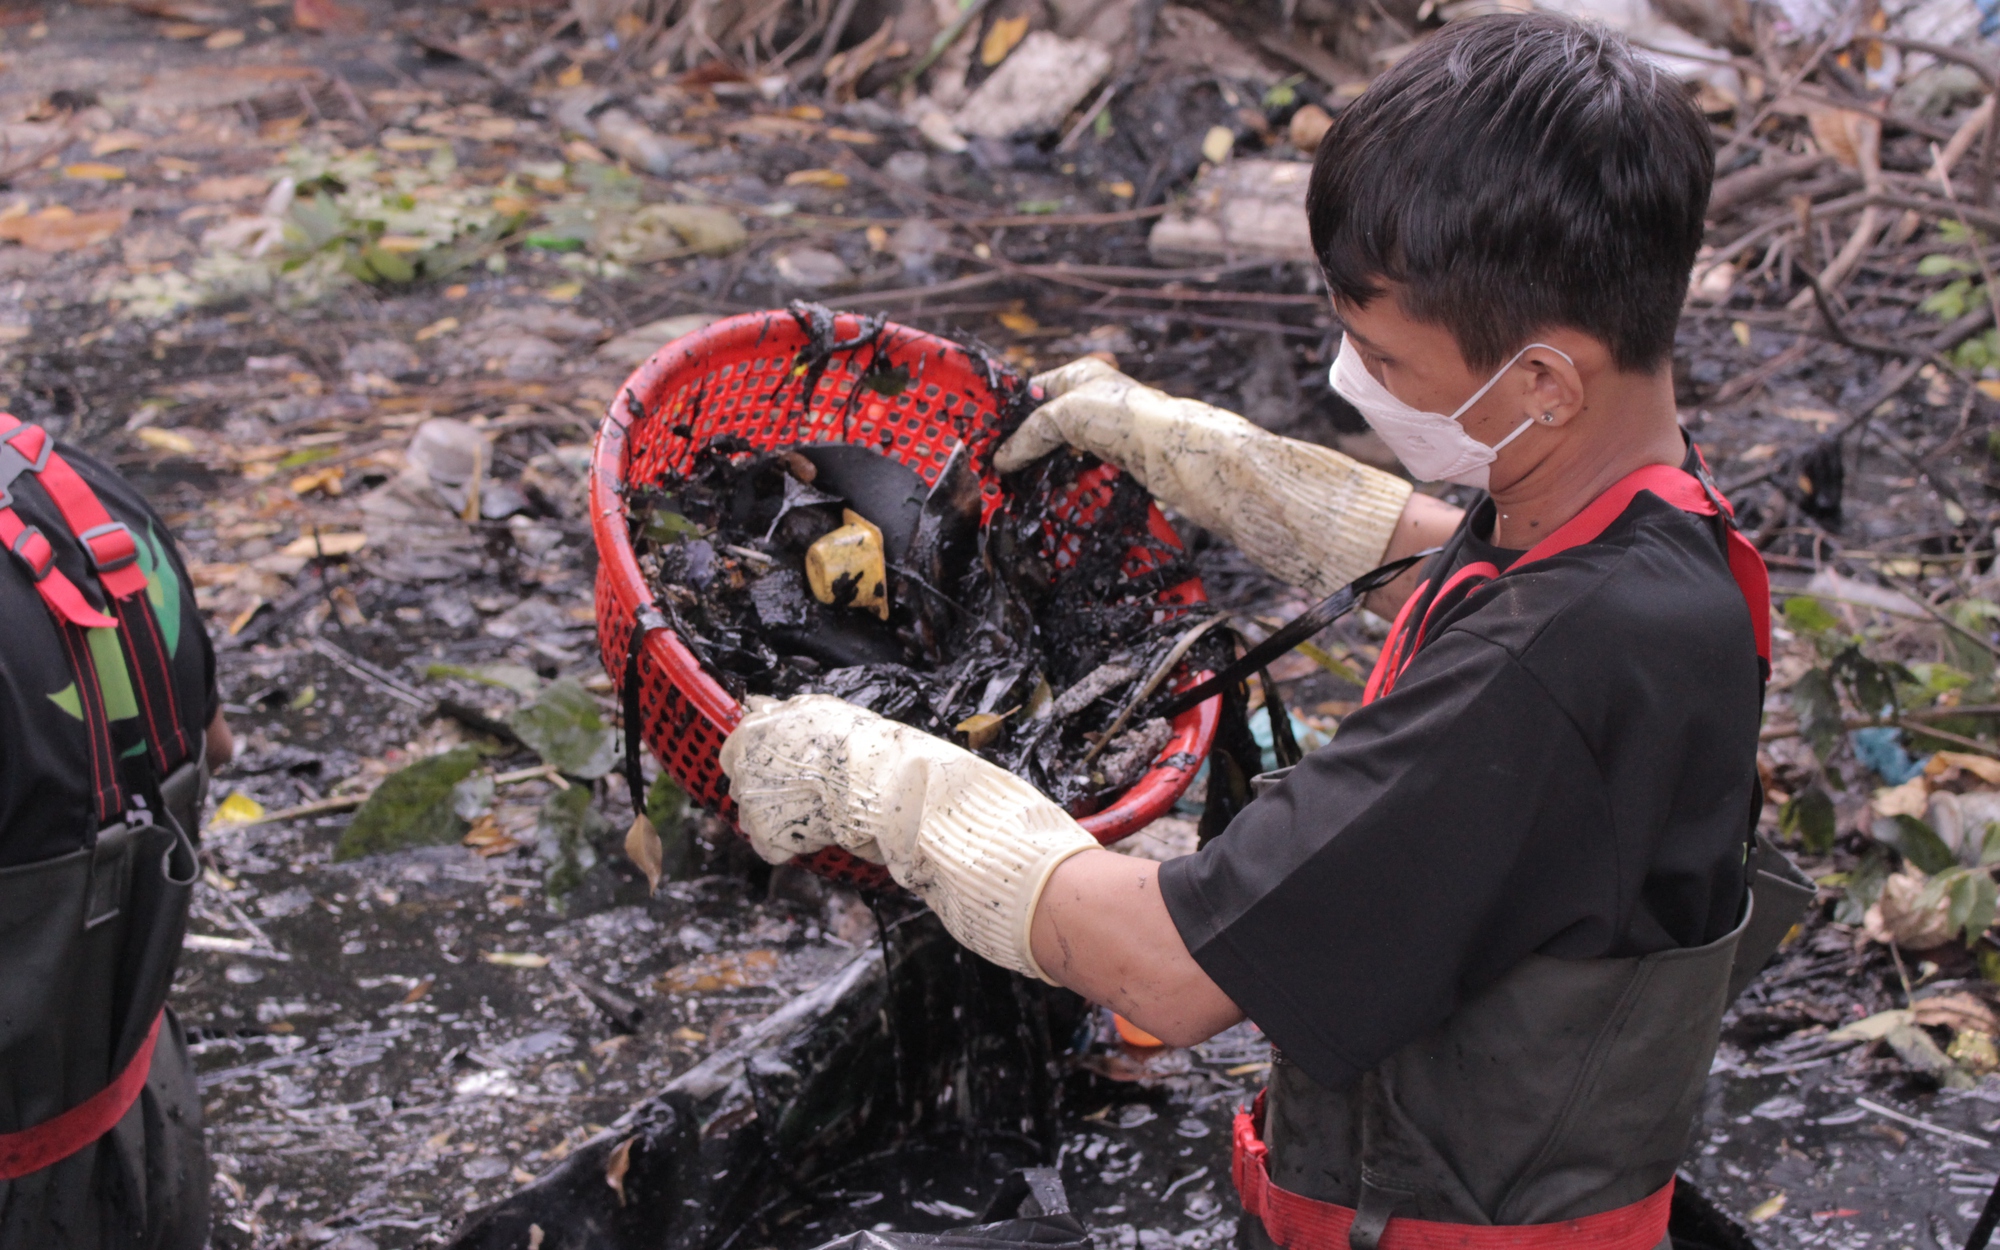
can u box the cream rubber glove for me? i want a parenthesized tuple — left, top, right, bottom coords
(997, 358, 1414, 598)
(718, 694, 1098, 982)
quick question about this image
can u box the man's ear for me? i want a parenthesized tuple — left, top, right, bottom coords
(1520, 343, 1586, 428)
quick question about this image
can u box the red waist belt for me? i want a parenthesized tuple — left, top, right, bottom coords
(1232, 1098, 1672, 1250)
(0, 1012, 162, 1180)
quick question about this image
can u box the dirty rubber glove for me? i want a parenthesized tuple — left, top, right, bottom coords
(996, 357, 1414, 598)
(719, 694, 1098, 982)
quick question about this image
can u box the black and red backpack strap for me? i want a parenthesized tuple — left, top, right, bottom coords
(0, 416, 192, 773)
(0, 413, 197, 819)
(1362, 456, 1772, 703)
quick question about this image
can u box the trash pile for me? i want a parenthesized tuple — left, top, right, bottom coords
(632, 373, 1224, 809)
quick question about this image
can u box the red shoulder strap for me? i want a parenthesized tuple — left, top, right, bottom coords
(1362, 461, 1771, 704)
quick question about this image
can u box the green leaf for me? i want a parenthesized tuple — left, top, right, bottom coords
(1951, 869, 1997, 944)
(423, 661, 543, 697)
(508, 678, 618, 778)
(536, 784, 609, 903)
(1873, 813, 1959, 875)
(1923, 278, 1974, 320)
(1983, 822, 2000, 866)
(1015, 199, 1064, 215)
(1782, 596, 1843, 635)
(859, 363, 911, 396)
(1831, 645, 1911, 717)
(643, 510, 701, 545)
(1918, 253, 1974, 277)
(1790, 667, 1845, 761)
(1955, 330, 2000, 371)
(1262, 74, 1305, 110)
(645, 771, 693, 882)
(1834, 845, 1892, 924)
(1948, 601, 2000, 677)
(1919, 866, 1999, 945)
(359, 243, 416, 284)
(277, 446, 338, 470)
(1908, 661, 1975, 698)
(1780, 785, 1838, 853)
(335, 748, 481, 861)
(524, 231, 586, 252)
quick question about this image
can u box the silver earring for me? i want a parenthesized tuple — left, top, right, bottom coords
(1539, 412, 1555, 424)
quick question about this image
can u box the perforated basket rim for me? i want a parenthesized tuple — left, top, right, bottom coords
(592, 310, 1221, 860)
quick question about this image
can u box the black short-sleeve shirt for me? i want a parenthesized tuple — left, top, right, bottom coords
(1158, 471, 1762, 1092)
(0, 440, 216, 867)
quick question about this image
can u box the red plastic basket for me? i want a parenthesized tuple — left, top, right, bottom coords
(593, 310, 1220, 886)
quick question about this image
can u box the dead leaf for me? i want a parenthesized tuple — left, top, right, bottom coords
(88, 131, 147, 156)
(783, 168, 848, 189)
(462, 814, 520, 857)
(1951, 1028, 2000, 1073)
(293, 0, 365, 33)
(997, 310, 1038, 334)
(656, 949, 778, 994)
(625, 812, 663, 895)
(955, 709, 1012, 749)
(62, 162, 126, 181)
(279, 531, 367, 558)
(1830, 1008, 1915, 1043)
(980, 14, 1030, 66)
(1864, 865, 1955, 949)
(605, 1136, 635, 1206)
(189, 174, 272, 202)
(1930, 750, 2000, 786)
(203, 27, 243, 49)
(123, 0, 233, 20)
(0, 205, 129, 253)
(1873, 775, 1930, 820)
(1808, 107, 1879, 172)
(1289, 103, 1334, 151)
(1912, 990, 2000, 1036)
(401, 977, 433, 1003)
(136, 427, 198, 455)
(288, 465, 344, 496)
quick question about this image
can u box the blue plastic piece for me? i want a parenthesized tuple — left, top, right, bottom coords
(1850, 725, 1930, 785)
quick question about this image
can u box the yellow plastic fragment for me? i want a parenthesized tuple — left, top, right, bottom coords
(211, 791, 266, 826)
(804, 509, 889, 620)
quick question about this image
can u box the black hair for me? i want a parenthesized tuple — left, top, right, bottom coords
(1306, 13, 1712, 373)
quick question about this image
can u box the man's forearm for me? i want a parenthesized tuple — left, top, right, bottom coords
(1028, 849, 1244, 1046)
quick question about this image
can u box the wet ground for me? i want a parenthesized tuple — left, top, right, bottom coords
(7, 0, 2000, 1246)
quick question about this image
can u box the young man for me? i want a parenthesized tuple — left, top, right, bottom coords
(722, 15, 1783, 1246)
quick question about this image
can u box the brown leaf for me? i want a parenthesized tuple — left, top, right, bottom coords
(0, 206, 130, 253)
(1864, 865, 1955, 949)
(1913, 990, 2000, 1036)
(655, 949, 778, 994)
(604, 1136, 635, 1207)
(625, 812, 663, 895)
(293, 0, 364, 33)
(1929, 750, 2000, 786)
(401, 977, 433, 1003)
(190, 174, 271, 202)
(1808, 107, 1880, 172)
(462, 814, 520, 858)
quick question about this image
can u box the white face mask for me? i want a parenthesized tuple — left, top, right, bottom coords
(1328, 335, 1573, 490)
